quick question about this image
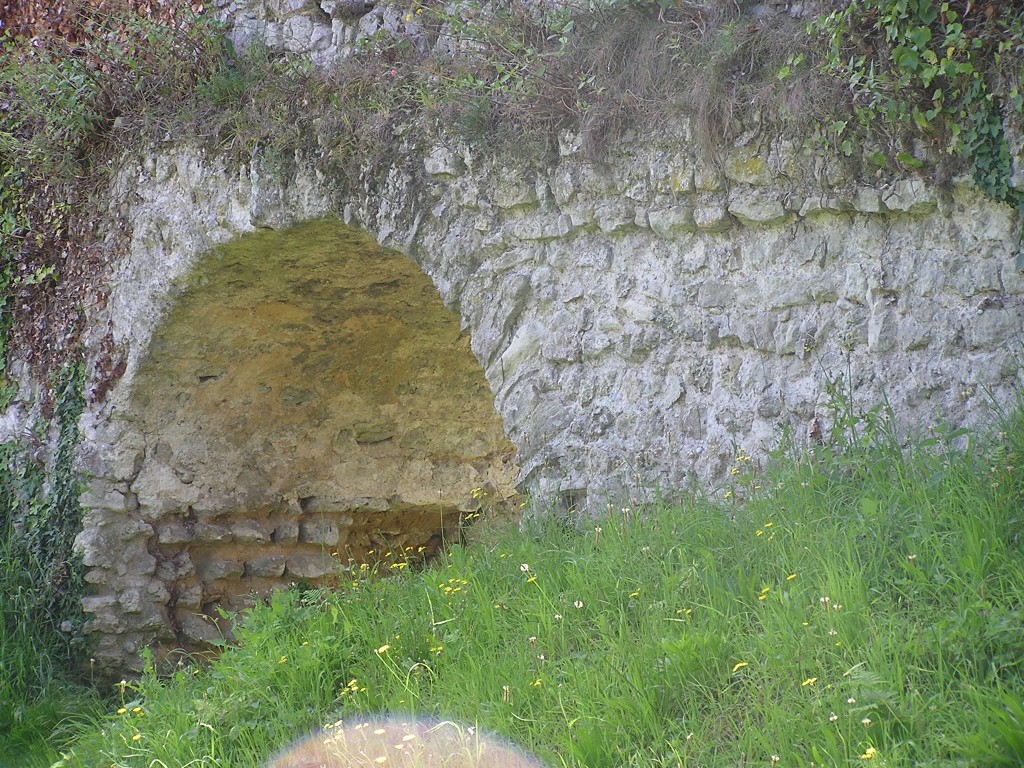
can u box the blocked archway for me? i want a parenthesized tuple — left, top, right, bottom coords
(124, 219, 519, 649)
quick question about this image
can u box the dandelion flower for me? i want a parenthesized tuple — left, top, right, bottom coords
(860, 747, 878, 760)
(861, 718, 872, 727)
(732, 661, 749, 673)
(848, 697, 857, 705)
(801, 677, 817, 686)
(829, 712, 838, 723)
(376, 644, 391, 654)
(787, 573, 797, 581)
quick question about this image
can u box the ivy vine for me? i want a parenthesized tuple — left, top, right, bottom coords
(0, 362, 87, 694)
(815, 0, 1024, 216)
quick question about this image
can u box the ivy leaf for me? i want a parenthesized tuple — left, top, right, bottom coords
(896, 151, 924, 169)
(908, 26, 933, 49)
(894, 46, 920, 72)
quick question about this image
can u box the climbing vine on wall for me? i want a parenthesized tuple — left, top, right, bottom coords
(0, 362, 87, 700)
(815, 0, 1024, 209)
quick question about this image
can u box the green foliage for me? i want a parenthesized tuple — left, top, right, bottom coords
(0, 6, 231, 376)
(51, 396, 1024, 768)
(815, 0, 1024, 209)
(0, 362, 93, 764)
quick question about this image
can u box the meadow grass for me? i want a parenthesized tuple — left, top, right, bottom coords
(45, 398, 1024, 767)
(0, 520, 98, 768)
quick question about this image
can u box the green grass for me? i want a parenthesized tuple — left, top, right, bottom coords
(0, 480, 99, 768)
(42, 395, 1024, 768)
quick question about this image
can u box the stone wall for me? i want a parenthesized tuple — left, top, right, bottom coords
(5, 0, 1019, 674)
(64, 122, 1024, 672)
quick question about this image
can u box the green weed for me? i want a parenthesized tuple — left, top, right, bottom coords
(0, 364, 96, 765)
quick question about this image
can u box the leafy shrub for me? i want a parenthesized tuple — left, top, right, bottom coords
(815, 0, 1024, 206)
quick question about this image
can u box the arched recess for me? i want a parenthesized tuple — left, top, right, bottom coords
(125, 219, 519, 648)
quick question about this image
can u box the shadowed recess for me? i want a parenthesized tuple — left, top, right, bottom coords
(126, 219, 519, 652)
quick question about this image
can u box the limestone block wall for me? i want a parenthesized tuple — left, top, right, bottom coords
(63, 124, 1024, 672)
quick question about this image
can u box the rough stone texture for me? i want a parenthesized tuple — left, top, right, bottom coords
(0, 3, 1016, 675)
(73, 210, 517, 671)
(60, 123, 1023, 673)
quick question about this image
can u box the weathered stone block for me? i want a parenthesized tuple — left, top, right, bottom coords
(883, 178, 938, 214)
(724, 148, 771, 186)
(231, 520, 271, 544)
(693, 205, 732, 232)
(508, 214, 574, 241)
(74, 516, 152, 569)
(697, 283, 735, 308)
(79, 484, 128, 512)
(287, 553, 332, 579)
(155, 522, 192, 544)
(867, 307, 899, 353)
(118, 588, 145, 614)
(246, 555, 287, 578)
(694, 164, 725, 191)
(491, 176, 537, 210)
(197, 558, 244, 582)
(799, 196, 854, 216)
(193, 523, 232, 544)
(648, 206, 696, 236)
(300, 519, 341, 546)
(851, 188, 882, 213)
(178, 612, 224, 644)
(728, 195, 790, 226)
(424, 146, 460, 177)
(175, 583, 203, 608)
(967, 308, 1022, 350)
(596, 202, 636, 233)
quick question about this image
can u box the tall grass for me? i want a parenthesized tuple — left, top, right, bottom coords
(0, 460, 98, 768)
(47, 392, 1024, 768)
(0, 368, 99, 768)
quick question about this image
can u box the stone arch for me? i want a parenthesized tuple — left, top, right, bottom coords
(118, 218, 518, 655)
